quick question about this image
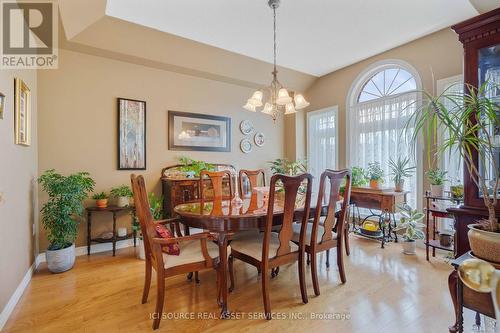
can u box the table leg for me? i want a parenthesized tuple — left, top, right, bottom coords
(448, 270, 463, 333)
(87, 211, 92, 255)
(391, 212, 398, 243)
(217, 233, 230, 318)
(112, 212, 117, 256)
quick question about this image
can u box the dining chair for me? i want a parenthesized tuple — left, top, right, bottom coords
(131, 174, 221, 330)
(228, 173, 313, 319)
(292, 169, 351, 296)
(238, 169, 266, 198)
(199, 170, 234, 202)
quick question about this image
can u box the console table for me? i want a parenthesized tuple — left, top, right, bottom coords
(349, 187, 408, 248)
(86, 206, 136, 256)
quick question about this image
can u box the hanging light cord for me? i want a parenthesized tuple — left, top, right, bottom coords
(273, 6, 277, 79)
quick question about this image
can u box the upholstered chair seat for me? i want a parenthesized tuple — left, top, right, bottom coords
(163, 240, 220, 269)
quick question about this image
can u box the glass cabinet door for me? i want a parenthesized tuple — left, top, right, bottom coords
(478, 44, 500, 197)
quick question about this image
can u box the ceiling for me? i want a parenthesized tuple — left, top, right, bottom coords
(104, 0, 490, 77)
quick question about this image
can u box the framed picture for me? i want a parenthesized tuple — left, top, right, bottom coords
(0, 92, 5, 120)
(14, 78, 31, 146)
(168, 111, 231, 152)
(118, 98, 146, 170)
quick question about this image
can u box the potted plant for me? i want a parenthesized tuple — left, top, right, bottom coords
(110, 185, 133, 207)
(268, 158, 307, 202)
(92, 192, 108, 208)
(389, 156, 416, 192)
(351, 166, 369, 188)
(137, 192, 164, 260)
(367, 162, 384, 189)
(408, 82, 500, 262)
(38, 169, 95, 273)
(179, 156, 215, 178)
(393, 204, 425, 255)
(427, 168, 447, 197)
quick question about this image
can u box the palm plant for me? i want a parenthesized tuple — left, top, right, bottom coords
(406, 82, 499, 232)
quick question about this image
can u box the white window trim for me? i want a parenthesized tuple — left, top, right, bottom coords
(345, 59, 424, 210)
(306, 106, 339, 171)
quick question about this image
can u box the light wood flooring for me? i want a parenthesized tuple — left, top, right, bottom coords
(4, 237, 478, 333)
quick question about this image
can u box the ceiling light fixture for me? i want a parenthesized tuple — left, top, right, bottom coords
(243, 0, 310, 120)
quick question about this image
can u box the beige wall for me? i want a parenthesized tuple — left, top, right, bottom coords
(0, 69, 38, 313)
(38, 49, 284, 250)
(301, 28, 464, 169)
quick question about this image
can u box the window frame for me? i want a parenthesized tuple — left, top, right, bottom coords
(346, 59, 423, 210)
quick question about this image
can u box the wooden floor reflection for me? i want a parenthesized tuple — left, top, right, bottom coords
(4, 237, 477, 333)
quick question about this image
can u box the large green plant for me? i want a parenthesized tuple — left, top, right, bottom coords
(268, 158, 307, 175)
(351, 166, 369, 187)
(407, 82, 499, 232)
(38, 169, 95, 250)
(148, 192, 164, 220)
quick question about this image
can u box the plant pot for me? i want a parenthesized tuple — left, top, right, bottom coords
(369, 179, 381, 189)
(46, 243, 75, 273)
(430, 184, 443, 197)
(395, 180, 405, 192)
(402, 240, 416, 255)
(468, 224, 500, 263)
(137, 239, 145, 260)
(116, 196, 129, 207)
(96, 198, 108, 208)
(439, 230, 454, 247)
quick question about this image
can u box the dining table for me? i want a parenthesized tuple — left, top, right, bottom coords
(173, 189, 328, 317)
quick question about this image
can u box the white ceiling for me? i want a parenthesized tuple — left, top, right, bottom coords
(105, 0, 484, 77)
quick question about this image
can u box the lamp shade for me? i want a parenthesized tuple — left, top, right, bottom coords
(243, 100, 257, 112)
(293, 94, 310, 110)
(276, 88, 292, 105)
(248, 90, 263, 107)
(262, 103, 273, 115)
(284, 102, 296, 115)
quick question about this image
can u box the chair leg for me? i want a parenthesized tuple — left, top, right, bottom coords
(228, 254, 235, 292)
(298, 251, 308, 304)
(337, 245, 347, 284)
(344, 227, 350, 256)
(307, 253, 311, 265)
(153, 273, 165, 330)
(216, 265, 222, 306)
(195, 271, 200, 284)
(187, 272, 193, 281)
(326, 249, 330, 268)
(271, 266, 280, 278)
(142, 259, 152, 304)
(310, 251, 320, 296)
(262, 267, 271, 320)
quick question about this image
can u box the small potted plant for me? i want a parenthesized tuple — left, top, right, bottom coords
(110, 185, 133, 207)
(427, 168, 447, 197)
(388, 156, 416, 192)
(38, 169, 95, 273)
(394, 204, 425, 255)
(367, 162, 384, 189)
(92, 192, 109, 208)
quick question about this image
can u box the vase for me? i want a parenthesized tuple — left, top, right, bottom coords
(137, 239, 145, 260)
(395, 180, 404, 192)
(116, 196, 129, 207)
(369, 179, 380, 189)
(468, 224, 500, 263)
(402, 240, 416, 255)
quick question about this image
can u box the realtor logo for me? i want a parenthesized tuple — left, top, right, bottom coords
(1, 1, 58, 69)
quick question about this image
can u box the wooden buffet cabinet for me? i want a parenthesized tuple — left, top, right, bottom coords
(447, 8, 500, 332)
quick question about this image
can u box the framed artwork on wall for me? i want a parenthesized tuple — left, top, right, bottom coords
(168, 111, 231, 152)
(118, 98, 146, 170)
(14, 78, 31, 146)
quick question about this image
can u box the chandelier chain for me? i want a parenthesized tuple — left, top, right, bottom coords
(273, 6, 277, 78)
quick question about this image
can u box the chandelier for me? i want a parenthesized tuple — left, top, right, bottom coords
(243, 0, 310, 120)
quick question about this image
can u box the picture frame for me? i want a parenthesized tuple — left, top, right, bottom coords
(0, 92, 5, 120)
(168, 111, 231, 152)
(14, 78, 31, 146)
(117, 98, 146, 170)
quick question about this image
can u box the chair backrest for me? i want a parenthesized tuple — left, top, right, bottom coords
(131, 174, 163, 265)
(239, 169, 266, 198)
(199, 170, 233, 202)
(312, 169, 351, 245)
(263, 173, 313, 259)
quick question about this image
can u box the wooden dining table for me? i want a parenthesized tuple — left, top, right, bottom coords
(173, 190, 327, 317)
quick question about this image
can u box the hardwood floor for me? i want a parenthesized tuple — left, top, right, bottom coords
(4, 237, 476, 333)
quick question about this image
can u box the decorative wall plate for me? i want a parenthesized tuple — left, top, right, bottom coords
(240, 138, 252, 153)
(239, 120, 254, 135)
(254, 132, 265, 147)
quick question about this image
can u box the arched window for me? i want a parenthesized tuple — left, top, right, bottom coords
(347, 60, 422, 209)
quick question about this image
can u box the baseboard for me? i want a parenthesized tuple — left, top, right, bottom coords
(0, 240, 135, 331)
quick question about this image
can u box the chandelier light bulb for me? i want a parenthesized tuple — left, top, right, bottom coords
(284, 102, 296, 115)
(248, 90, 263, 107)
(276, 88, 292, 105)
(243, 100, 257, 112)
(294, 94, 310, 110)
(262, 103, 273, 114)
